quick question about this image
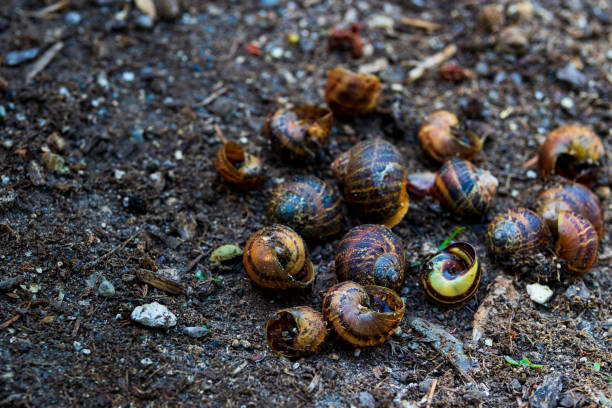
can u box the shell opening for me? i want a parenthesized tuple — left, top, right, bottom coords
(267, 311, 300, 354)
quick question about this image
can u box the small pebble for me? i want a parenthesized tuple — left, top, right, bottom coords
(595, 186, 610, 201)
(183, 326, 210, 338)
(358, 391, 375, 408)
(5, 48, 39, 66)
(560, 97, 574, 110)
(556, 62, 586, 89)
(510, 378, 522, 391)
(484, 338, 493, 347)
(140, 358, 153, 366)
(65, 11, 81, 25)
(526, 283, 553, 305)
(122, 72, 135, 82)
(270, 47, 284, 59)
(354, 348, 361, 357)
(130, 302, 177, 328)
(136, 14, 154, 28)
(418, 378, 434, 393)
(98, 279, 115, 297)
(526, 169, 537, 179)
(240, 340, 252, 349)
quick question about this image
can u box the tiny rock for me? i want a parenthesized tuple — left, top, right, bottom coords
(131, 302, 177, 328)
(183, 326, 210, 338)
(358, 391, 376, 408)
(595, 186, 610, 201)
(497, 26, 529, 55)
(508, 1, 534, 20)
(480, 4, 504, 32)
(526, 283, 553, 305)
(5, 48, 39, 66)
(27, 161, 46, 186)
(556, 62, 586, 89)
(98, 279, 115, 297)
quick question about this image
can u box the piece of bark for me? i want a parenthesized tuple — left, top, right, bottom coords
(136, 269, 184, 295)
(472, 275, 519, 346)
(407, 316, 475, 383)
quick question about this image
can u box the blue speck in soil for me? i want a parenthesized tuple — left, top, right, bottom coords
(189, 64, 203, 72)
(260, 0, 279, 7)
(210, 341, 220, 348)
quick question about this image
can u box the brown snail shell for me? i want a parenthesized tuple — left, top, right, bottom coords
(322, 281, 404, 347)
(486, 208, 551, 264)
(266, 306, 327, 358)
(266, 175, 343, 239)
(419, 242, 481, 305)
(430, 159, 498, 217)
(418, 111, 482, 163)
(324, 68, 381, 116)
(535, 182, 603, 239)
(334, 224, 406, 291)
(556, 211, 598, 276)
(243, 225, 315, 291)
(332, 138, 409, 227)
(264, 106, 333, 158)
(215, 141, 265, 189)
(538, 125, 604, 185)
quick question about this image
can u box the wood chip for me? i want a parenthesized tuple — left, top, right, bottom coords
(136, 269, 184, 295)
(399, 17, 442, 33)
(406, 44, 457, 82)
(472, 275, 519, 347)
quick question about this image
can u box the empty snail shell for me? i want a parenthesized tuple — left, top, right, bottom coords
(419, 242, 481, 305)
(266, 175, 343, 239)
(535, 182, 603, 239)
(243, 225, 315, 291)
(556, 211, 598, 276)
(486, 208, 551, 263)
(324, 68, 381, 116)
(322, 281, 404, 347)
(215, 141, 266, 189)
(538, 125, 604, 184)
(418, 111, 482, 163)
(430, 159, 498, 217)
(264, 106, 333, 158)
(335, 224, 406, 291)
(332, 139, 409, 227)
(266, 306, 327, 358)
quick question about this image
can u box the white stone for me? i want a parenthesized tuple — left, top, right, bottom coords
(526, 283, 553, 305)
(131, 302, 177, 328)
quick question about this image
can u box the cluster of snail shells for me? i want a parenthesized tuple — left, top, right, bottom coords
(486, 182, 602, 277)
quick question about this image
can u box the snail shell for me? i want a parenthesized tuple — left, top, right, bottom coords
(243, 225, 315, 291)
(266, 306, 327, 358)
(418, 111, 482, 163)
(322, 281, 404, 347)
(430, 159, 498, 217)
(324, 68, 381, 116)
(419, 242, 481, 305)
(535, 182, 603, 239)
(334, 224, 406, 291)
(538, 125, 604, 184)
(264, 106, 333, 158)
(215, 141, 266, 189)
(332, 138, 409, 227)
(486, 208, 551, 263)
(266, 175, 343, 239)
(556, 211, 598, 276)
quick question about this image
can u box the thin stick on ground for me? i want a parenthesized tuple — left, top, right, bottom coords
(426, 378, 438, 408)
(26, 42, 64, 84)
(406, 44, 457, 82)
(522, 155, 539, 169)
(215, 124, 228, 144)
(400, 17, 443, 34)
(82, 233, 138, 271)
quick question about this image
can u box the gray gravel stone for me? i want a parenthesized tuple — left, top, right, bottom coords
(131, 302, 177, 328)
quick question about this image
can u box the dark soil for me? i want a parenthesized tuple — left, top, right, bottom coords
(1, 0, 611, 407)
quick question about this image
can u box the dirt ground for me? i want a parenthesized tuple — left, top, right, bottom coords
(0, 0, 611, 406)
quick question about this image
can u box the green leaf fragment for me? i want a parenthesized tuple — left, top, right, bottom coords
(194, 271, 204, 280)
(505, 356, 520, 366)
(594, 363, 601, 371)
(437, 226, 466, 251)
(209, 244, 243, 263)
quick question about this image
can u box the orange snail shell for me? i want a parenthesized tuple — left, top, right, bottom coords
(418, 111, 482, 163)
(332, 138, 409, 227)
(215, 141, 266, 189)
(556, 211, 598, 276)
(322, 281, 404, 347)
(266, 306, 327, 358)
(243, 225, 315, 291)
(535, 182, 603, 240)
(324, 68, 381, 116)
(538, 125, 604, 185)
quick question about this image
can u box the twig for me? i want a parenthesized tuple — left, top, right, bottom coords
(521, 155, 539, 169)
(400, 17, 442, 34)
(200, 87, 227, 107)
(426, 378, 438, 408)
(82, 233, 138, 271)
(184, 253, 204, 274)
(26, 0, 71, 18)
(215, 124, 228, 144)
(0, 300, 32, 330)
(406, 44, 457, 82)
(26, 42, 64, 84)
